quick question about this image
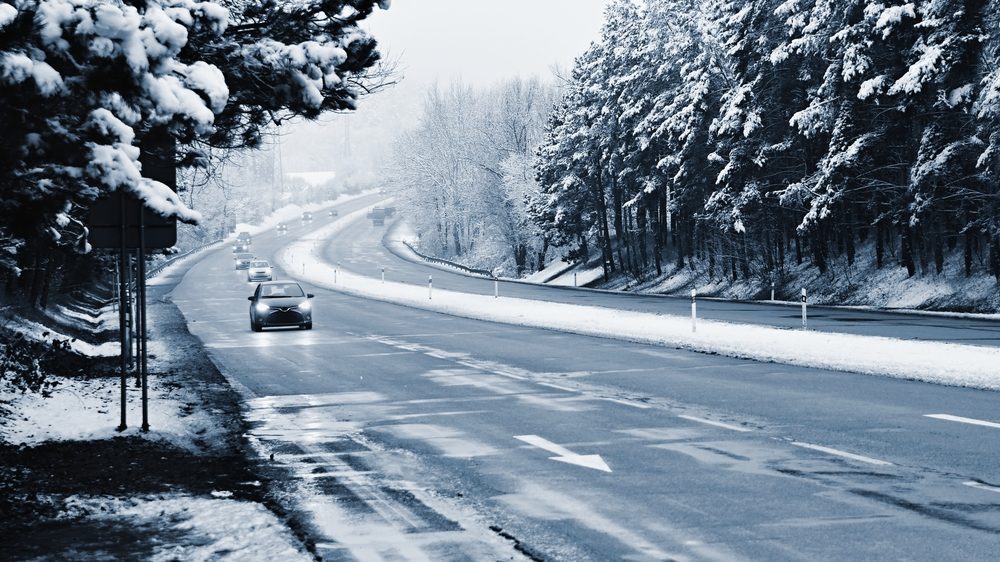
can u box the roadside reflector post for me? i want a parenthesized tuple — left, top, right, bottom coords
(302, 263, 305, 275)
(771, 281, 775, 301)
(494, 278, 499, 298)
(428, 275, 433, 300)
(574, 272, 577, 287)
(334, 267, 337, 283)
(691, 289, 697, 333)
(801, 288, 808, 329)
(381, 266, 385, 284)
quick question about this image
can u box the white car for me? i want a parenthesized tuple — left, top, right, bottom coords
(247, 260, 273, 282)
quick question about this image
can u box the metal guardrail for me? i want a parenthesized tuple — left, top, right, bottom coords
(401, 240, 496, 279)
(144, 237, 223, 279)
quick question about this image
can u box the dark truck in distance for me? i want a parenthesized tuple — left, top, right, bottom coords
(370, 207, 386, 226)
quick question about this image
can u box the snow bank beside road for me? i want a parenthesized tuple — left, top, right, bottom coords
(60, 495, 310, 562)
(0, 373, 221, 450)
(279, 212, 1000, 391)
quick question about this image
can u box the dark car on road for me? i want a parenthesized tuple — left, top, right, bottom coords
(233, 242, 250, 253)
(276, 223, 287, 233)
(248, 281, 314, 331)
(234, 253, 254, 269)
(328, 209, 339, 217)
(302, 211, 313, 222)
(236, 231, 251, 244)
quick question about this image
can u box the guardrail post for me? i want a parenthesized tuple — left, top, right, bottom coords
(428, 275, 433, 300)
(801, 288, 808, 329)
(691, 289, 697, 333)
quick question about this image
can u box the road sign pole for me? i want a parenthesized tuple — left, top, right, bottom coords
(116, 195, 128, 432)
(691, 289, 697, 333)
(138, 210, 149, 432)
(801, 288, 808, 329)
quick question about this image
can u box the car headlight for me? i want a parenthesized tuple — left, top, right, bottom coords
(255, 303, 269, 313)
(297, 300, 312, 311)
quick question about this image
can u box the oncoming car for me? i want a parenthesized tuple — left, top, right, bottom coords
(234, 253, 254, 269)
(328, 209, 339, 217)
(301, 211, 313, 222)
(248, 281, 314, 331)
(276, 223, 287, 233)
(247, 260, 273, 282)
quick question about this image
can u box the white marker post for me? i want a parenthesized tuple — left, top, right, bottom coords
(771, 282, 775, 301)
(334, 267, 337, 284)
(574, 272, 578, 287)
(381, 266, 385, 284)
(691, 289, 697, 333)
(428, 275, 433, 300)
(801, 288, 808, 329)
(494, 278, 499, 298)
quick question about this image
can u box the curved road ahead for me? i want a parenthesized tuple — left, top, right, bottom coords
(167, 200, 1000, 561)
(327, 215, 1000, 347)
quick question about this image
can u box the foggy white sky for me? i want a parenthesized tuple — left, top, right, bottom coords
(365, 0, 609, 87)
(283, 0, 609, 173)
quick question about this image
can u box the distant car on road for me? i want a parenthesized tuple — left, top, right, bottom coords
(233, 242, 250, 253)
(276, 223, 287, 233)
(247, 260, 273, 282)
(328, 209, 339, 217)
(234, 253, 254, 270)
(371, 207, 386, 226)
(236, 231, 251, 244)
(302, 212, 313, 222)
(248, 281, 314, 331)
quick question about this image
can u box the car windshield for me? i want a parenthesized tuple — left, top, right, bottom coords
(251, 261, 269, 268)
(260, 283, 305, 298)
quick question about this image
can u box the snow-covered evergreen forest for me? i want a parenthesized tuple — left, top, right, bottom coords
(0, 0, 389, 308)
(393, 0, 1000, 305)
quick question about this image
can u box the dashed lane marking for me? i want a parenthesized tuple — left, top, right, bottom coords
(791, 442, 892, 466)
(925, 414, 1000, 430)
(963, 481, 1000, 494)
(677, 414, 751, 432)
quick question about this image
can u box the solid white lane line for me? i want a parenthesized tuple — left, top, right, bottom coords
(963, 481, 1000, 494)
(677, 414, 751, 432)
(925, 414, 1000, 430)
(791, 442, 892, 466)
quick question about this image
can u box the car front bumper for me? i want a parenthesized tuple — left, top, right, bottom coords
(258, 308, 311, 327)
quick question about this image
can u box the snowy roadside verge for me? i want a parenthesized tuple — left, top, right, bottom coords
(1, 276, 312, 560)
(280, 209, 1000, 391)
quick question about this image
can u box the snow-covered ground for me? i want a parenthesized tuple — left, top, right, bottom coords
(279, 209, 1000, 391)
(58, 495, 310, 562)
(600, 239, 1000, 313)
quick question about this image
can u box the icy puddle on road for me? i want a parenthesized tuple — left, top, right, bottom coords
(242, 391, 523, 562)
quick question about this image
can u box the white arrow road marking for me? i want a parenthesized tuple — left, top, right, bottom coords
(514, 435, 612, 473)
(925, 414, 1000, 430)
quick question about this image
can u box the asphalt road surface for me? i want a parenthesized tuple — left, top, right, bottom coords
(168, 198, 1000, 561)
